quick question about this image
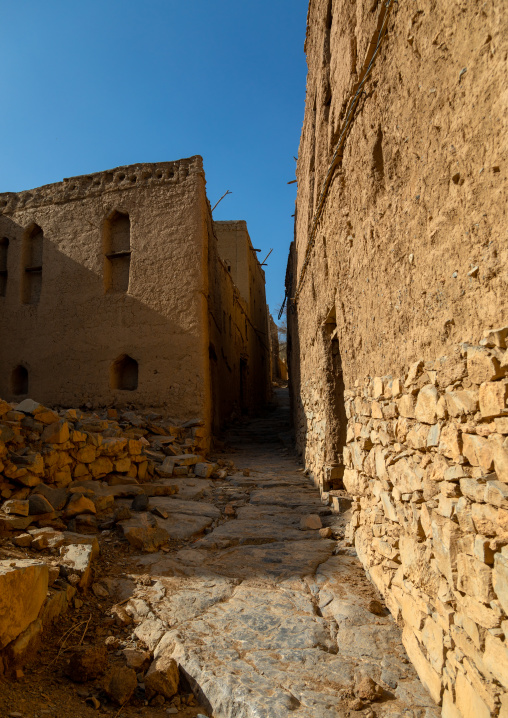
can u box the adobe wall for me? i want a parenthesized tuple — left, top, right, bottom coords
(206, 217, 271, 429)
(214, 221, 252, 308)
(288, 0, 508, 714)
(214, 220, 270, 348)
(288, 0, 508, 488)
(0, 158, 212, 427)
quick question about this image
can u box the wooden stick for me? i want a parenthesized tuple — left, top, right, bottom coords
(79, 614, 92, 646)
(211, 190, 232, 212)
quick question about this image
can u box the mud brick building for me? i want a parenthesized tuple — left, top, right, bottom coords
(0, 156, 271, 434)
(287, 0, 508, 714)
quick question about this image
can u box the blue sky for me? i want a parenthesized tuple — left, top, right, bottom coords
(0, 1, 308, 318)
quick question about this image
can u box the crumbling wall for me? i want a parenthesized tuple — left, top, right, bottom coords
(0, 394, 216, 675)
(342, 329, 508, 715)
(214, 220, 271, 405)
(0, 158, 211, 426)
(206, 216, 270, 429)
(287, 0, 508, 489)
(214, 221, 253, 308)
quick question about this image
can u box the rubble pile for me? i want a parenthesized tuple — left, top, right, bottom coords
(0, 398, 215, 540)
(0, 399, 219, 681)
(342, 326, 508, 715)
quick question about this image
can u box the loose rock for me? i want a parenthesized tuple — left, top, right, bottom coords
(64, 645, 108, 683)
(300, 514, 322, 530)
(103, 666, 137, 705)
(145, 654, 180, 699)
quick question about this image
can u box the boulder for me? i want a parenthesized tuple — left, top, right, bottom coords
(300, 514, 322, 530)
(479, 380, 508, 419)
(119, 513, 169, 552)
(195, 462, 214, 478)
(2, 499, 29, 516)
(41, 420, 70, 444)
(131, 493, 149, 512)
(145, 654, 180, 699)
(134, 617, 166, 651)
(59, 544, 95, 589)
(123, 648, 151, 671)
(14, 398, 44, 414)
(414, 385, 439, 424)
(65, 645, 108, 682)
(32, 484, 69, 510)
(103, 666, 137, 705)
(0, 560, 48, 649)
(28, 494, 54, 515)
(65, 493, 96, 518)
(5, 617, 43, 669)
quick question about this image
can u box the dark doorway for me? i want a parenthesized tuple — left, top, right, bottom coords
(12, 365, 28, 395)
(240, 357, 248, 413)
(323, 306, 347, 484)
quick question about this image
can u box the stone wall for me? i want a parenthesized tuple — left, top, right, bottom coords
(341, 330, 508, 716)
(0, 394, 218, 674)
(287, 0, 508, 488)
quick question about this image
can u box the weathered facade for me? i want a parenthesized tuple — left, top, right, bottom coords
(0, 156, 270, 435)
(288, 0, 508, 715)
(268, 313, 288, 383)
(208, 220, 271, 428)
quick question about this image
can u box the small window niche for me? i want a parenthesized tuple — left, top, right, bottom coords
(22, 224, 44, 304)
(0, 237, 8, 297)
(111, 354, 138, 391)
(12, 365, 28, 395)
(103, 210, 131, 293)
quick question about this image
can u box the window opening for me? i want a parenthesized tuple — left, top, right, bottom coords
(111, 354, 138, 391)
(0, 237, 8, 297)
(240, 357, 248, 412)
(22, 224, 43, 304)
(104, 211, 131, 293)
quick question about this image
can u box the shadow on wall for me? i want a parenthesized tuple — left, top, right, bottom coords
(323, 305, 348, 471)
(286, 252, 310, 465)
(0, 214, 199, 413)
(286, 243, 347, 487)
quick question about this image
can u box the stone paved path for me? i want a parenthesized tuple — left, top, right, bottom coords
(123, 390, 439, 718)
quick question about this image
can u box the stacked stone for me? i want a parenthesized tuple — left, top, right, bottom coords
(342, 326, 508, 718)
(0, 398, 212, 539)
(298, 382, 328, 486)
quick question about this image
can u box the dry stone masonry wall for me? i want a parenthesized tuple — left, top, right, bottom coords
(342, 327, 508, 716)
(0, 395, 218, 674)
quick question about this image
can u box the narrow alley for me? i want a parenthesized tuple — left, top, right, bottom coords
(1, 390, 439, 718)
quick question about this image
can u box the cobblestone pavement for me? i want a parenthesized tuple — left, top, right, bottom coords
(126, 389, 439, 718)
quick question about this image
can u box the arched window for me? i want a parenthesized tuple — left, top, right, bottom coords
(22, 224, 43, 304)
(0, 237, 8, 297)
(111, 354, 138, 391)
(103, 211, 131, 293)
(12, 365, 28, 395)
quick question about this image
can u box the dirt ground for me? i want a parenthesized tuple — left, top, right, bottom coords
(0, 535, 209, 718)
